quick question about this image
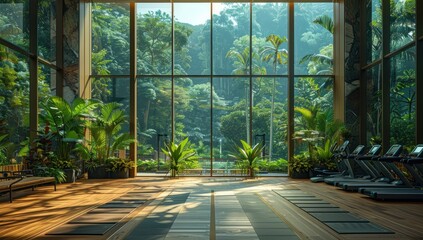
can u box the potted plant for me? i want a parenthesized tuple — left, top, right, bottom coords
(38, 96, 98, 183)
(315, 139, 337, 171)
(107, 157, 134, 178)
(230, 140, 264, 178)
(289, 152, 314, 179)
(76, 102, 135, 179)
(161, 138, 197, 178)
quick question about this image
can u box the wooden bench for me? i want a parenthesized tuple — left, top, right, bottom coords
(0, 163, 27, 172)
(0, 173, 56, 203)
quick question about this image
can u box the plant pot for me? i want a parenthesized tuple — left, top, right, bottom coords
(63, 169, 76, 183)
(109, 169, 129, 179)
(88, 166, 108, 179)
(290, 170, 310, 179)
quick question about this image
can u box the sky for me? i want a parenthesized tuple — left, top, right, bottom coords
(137, 3, 225, 26)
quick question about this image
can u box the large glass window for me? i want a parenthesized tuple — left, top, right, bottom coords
(89, 1, 336, 175)
(252, 77, 288, 162)
(362, 0, 418, 148)
(38, 0, 56, 62)
(366, 65, 382, 145)
(174, 3, 210, 76)
(137, 3, 171, 75)
(0, 47, 29, 164)
(213, 3, 250, 75)
(92, 3, 130, 75)
(390, 47, 415, 147)
(390, 0, 416, 52)
(91, 77, 130, 132)
(253, 3, 288, 75)
(39, 63, 56, 97)
(137, 77, 171, 172)
(293, 76, 334, 172)
(213, 77, 249, 175)
(175, 77, 211, 174)
(295, 3, 333, 75)
(0, 1, 29, 50)
(365, 0, 382, 64)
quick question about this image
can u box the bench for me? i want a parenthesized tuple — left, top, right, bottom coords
(0, 163, 27, 172)
(0, 172, 56, 203)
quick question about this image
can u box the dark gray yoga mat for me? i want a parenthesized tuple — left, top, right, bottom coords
(88, 208, 135, 214)
(326, 222, 394, 234)
(295, 203, 336, 208)
(301, 207, 348, 213)
(98, 202, 142, 208)
(274, 189, 395, 235)
(69, 213, 127, 224)
(289, 200, 327, 204)
(310, 212, 369, 223)
(46, 223, 115, 235)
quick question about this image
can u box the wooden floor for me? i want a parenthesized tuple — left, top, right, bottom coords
(0, 177, 422, 240)
(288, 179, 423, 239)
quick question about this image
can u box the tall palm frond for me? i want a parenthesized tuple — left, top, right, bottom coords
(229, 140, 264, 178)
(261, 34, 288, 73)
(260, 34, 288, 161)
(226, 47, 250, 75)
(161, 138, 197, 177)
(312, 15, 334, 34)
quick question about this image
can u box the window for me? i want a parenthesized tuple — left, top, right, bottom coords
(89, 1, 335, 175)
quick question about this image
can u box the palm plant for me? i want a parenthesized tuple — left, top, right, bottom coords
(230, 140, 264, 178)
(226, 46, 266, 143)
(315, 139, 336, 170)
(0, 134, 12, 165)
(294, 106, 347, 171)
(39, 96, 98, 167)
(261, 34, 288, 161)
(77, 102, 135, 170)
(299, 15, 334, 72)
(161, 138, 197, 177)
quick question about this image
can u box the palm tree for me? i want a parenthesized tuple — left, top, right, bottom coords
(85, 102, 134, 164)
(226, 47, 266, 143)
(261, 34, 288, 161)
(226, 47, 251, 142)
(299, 15, 334, 75)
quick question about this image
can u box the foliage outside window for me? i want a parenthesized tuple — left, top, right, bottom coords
(90, 2, 335, 175)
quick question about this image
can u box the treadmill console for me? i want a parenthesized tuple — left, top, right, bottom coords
(330, 142, 339, 153)
(367, 145, 382, 156)
(351, 145, 365, 155)
(338, 140, 350, 153)
(384, 144, 402, 156)
(410, 145, 423, 157)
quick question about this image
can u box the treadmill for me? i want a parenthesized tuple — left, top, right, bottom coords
(310, 141, 351, 183)
(323, 144, 372, 186)
(340, 144, 408, 191)
(358, 145, 423, 194)
(324, 145, 382, 186)
(362, 145, 423, 200)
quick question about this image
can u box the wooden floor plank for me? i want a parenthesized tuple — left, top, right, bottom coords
(0, 177, 422, 240)
(293, 179, 423, 239)
(0, 178, 167, 240)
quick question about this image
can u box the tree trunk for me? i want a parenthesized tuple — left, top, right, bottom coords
(143, 100, 151, 130)
(249, 166, 254, 178)
(245, 86, 250, 144)
(269, 78, 275, 161)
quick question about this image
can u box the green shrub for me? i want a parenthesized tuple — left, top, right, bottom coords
(137, 159, 169, 172)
